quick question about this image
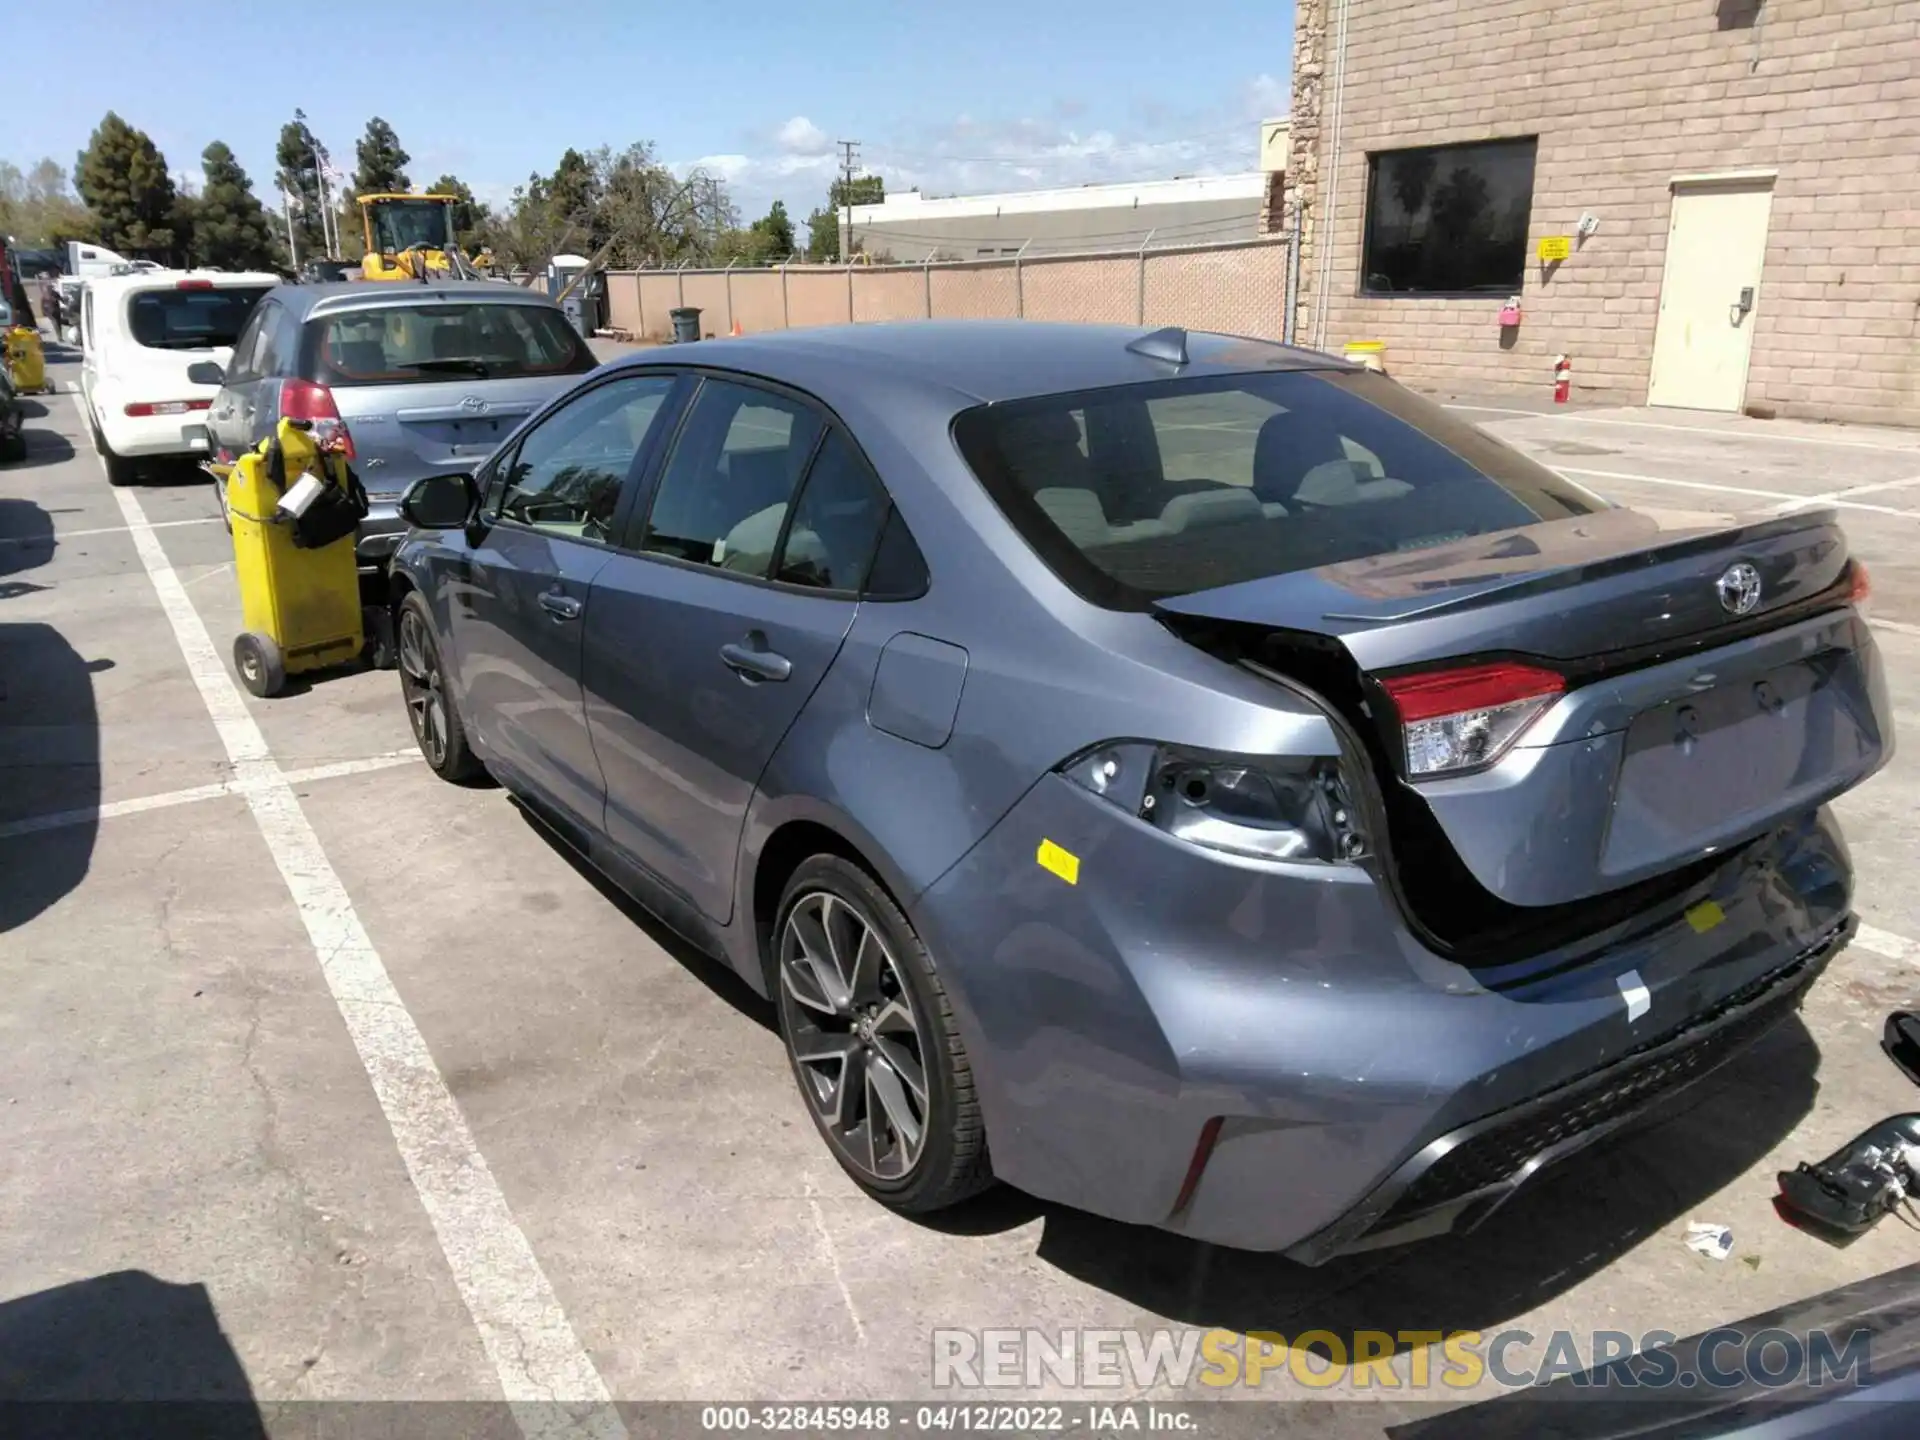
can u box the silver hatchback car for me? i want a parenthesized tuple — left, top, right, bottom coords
(201, 279, 596, 564)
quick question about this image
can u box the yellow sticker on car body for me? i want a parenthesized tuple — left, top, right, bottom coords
(1686, 900, 1726, 934)
(1036, 839, 1081, 885)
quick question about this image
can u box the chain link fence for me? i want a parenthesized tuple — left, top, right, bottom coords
(602, 234, 1300, 347)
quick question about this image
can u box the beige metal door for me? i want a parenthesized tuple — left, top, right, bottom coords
(1648, 178, 1775, 411)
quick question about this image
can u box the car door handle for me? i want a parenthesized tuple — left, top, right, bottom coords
(538, 591, 583, 621)
(719, 639, 792, 683)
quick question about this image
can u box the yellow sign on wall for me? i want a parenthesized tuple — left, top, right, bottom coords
(1538, 235, 1573, 263)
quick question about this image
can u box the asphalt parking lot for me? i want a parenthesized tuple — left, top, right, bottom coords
(7, 340, 1920, 1432)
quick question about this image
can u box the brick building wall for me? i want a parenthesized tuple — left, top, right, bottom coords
(1287, 0, 1920, 424)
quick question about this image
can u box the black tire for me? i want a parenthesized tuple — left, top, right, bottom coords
(90, 412, 139, 486)
(233, 631, 285, 698)
(397, 590, 482, 781)
(773, 854, 993, 1214)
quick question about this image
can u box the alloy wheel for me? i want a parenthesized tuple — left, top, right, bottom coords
(398, 609, 449, 768)
(780, 890, 930, 1181)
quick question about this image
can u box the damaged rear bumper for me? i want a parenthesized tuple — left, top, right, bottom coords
(1284, 915, 1853, 1264)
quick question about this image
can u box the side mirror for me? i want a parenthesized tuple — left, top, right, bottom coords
(186, 360, 224, 386)
(400, 472, 480, 530)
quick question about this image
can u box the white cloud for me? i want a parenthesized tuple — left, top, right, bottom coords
(1245, 72, 1291, 120)
(776, 116, 830, 156)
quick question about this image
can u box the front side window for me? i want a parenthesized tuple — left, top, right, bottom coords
(310, 302, 593, 386)
(492, 374, 677, 541)
(125, 285, 271, 350)
(1361, 138, 1537, 295)
(952, 368, 1601, 610)
(639, 380, 825, 575)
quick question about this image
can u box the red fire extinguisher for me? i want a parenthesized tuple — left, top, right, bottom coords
(1553, 354, 1572, 404)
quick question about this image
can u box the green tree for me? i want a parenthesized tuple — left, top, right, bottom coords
(428, 174, 489, 251)
(352, 116, 411, 197)
(0, 158, 96, 246)
(189, 141, 280, 271)
(750, 200, 795, 258)
(545, 147, 603, 251)
(807, 175, 885, 260)
(74, 112, 177, 259)
(274, 110, 329, 261)
(594, 142, 735, 267)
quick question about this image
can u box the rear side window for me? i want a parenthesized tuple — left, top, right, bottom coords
(776, 430, 892, 592)
(951, 369, 1602, 609)
(639, 380, 825, 575)
(308, 302, 593, 386)
(125, 286, 270, 350)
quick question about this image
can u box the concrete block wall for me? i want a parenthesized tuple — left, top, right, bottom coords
(1288, 0, 1920, 423)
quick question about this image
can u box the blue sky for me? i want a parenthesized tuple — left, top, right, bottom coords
(14, 0, 1294, 222)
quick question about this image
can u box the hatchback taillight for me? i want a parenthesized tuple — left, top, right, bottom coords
(279, 378, 355, 458)
(124, 399, 212, 416)
(1380, 661, 1566, 778)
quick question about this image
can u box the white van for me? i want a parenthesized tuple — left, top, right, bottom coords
(79, 269, 278, 484)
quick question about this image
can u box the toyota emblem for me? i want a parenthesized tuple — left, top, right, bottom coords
(459, 396, 488, 414)
(1716, 563, 1763, 616)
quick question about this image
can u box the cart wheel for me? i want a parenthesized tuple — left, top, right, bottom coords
(233, 632, 286, 698)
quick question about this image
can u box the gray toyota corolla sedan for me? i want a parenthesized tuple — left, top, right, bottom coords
(387, 321, 1889, 1261)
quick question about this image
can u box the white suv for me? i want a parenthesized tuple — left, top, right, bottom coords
(80, 269, 277, 484)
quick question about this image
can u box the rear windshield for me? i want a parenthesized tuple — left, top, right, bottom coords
(308, 302, 594, 386)
(125, 286, 271, 350)
(951, 369, 1604, 609)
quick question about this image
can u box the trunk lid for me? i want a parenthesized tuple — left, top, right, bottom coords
(1155, 506, 1891, 913)
(332, 374, 563, 497)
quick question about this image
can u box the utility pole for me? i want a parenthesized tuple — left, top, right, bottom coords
(837, 139, 860, 262)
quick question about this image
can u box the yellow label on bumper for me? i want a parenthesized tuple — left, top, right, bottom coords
(1686, 900, 1727, 934)
(1036, 839, 1080, 885)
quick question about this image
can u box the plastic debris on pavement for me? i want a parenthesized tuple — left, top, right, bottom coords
(1685, 1222, 1734, 1260)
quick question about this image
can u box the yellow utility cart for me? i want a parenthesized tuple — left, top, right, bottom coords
(216, 418, 371, 696)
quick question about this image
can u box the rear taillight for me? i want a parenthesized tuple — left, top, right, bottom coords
(1850, 561, 1872, 610)
(1380, 661, 1565, 778)
(279, 378, 355, 458)
(124, 399, 212, 416)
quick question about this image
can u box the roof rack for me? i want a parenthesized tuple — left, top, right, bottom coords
(1125, 326, 1188, 366)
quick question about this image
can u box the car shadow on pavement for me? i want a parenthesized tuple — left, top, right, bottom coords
(0, 1269, 265, 1438)
(508, 798, 777, 1031)
(11, 430, 77, 469)
(1008, 1016, 1822, 1350)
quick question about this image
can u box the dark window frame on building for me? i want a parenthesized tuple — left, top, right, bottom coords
(1359, 137, 1539, 298)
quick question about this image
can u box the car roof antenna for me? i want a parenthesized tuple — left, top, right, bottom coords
(1126, 326, 1188, 366)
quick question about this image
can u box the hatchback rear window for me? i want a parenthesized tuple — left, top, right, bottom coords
(125, 286, 271, 350)
(308, 302, 593, 386)
(951, 369, 1604, 609)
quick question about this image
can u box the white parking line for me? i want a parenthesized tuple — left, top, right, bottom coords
(1869, 616, 1920, 640)
(0, 516, 221, 547)
(1450, 404, 1920, 455)
(0, 752, 420, 841)
(1853, 924, 1920, 965)
(106, 475, 625, 1439)
(1554, 466, 1920, 518)
(1769, 475, 1920, 514)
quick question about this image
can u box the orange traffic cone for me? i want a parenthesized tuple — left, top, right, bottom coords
(730, 318, 744, 337)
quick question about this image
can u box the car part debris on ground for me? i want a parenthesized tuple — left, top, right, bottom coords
(1777, 1114, 1920, 1240)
